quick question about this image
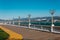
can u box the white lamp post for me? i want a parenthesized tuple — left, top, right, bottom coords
(50, 9, 55, 32)
(8, 19, 11, 24)
(13, 18, 14, 25)
(28, 14, 31, 28)
(18, 16, 20, 26)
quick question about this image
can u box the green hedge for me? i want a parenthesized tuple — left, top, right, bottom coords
(0, 28, 9, 40)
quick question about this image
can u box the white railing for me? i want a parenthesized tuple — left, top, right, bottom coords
(0, 23, 60, 34)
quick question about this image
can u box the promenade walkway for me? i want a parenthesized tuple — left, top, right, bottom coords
(0, 26, 23, 40)
(0, 25, 60, 40)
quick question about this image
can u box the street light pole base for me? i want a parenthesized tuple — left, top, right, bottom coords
(51, 24, 54, 27)
(51, 24, 54, 32)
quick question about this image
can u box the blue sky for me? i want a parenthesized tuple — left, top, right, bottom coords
(0, 0, 60, 19)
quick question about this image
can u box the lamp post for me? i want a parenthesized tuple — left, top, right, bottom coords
(13, 18, 14, 25)
(8, 19, 11, 24)
(28, 14, 31, 28)
(18, 16, 20, 26)
(50, 9, 55, 32)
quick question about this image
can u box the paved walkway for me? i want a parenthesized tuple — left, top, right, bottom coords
(0, 26, 23, 40)
(1, 25, 60, 40)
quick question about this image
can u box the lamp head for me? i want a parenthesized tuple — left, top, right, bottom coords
(50, 9, 55, 15)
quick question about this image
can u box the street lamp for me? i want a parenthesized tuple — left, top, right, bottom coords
(28, 14, 31, 28)
(50, 9, 55, 32)
(8, 19, 11, 24)
(13, 17, 14, 25)
(18, 16, 20, 26)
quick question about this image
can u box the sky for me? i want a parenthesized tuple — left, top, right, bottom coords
(0, 0, 60, 19)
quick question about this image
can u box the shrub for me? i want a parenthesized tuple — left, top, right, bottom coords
(0, 28, 9, 40)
